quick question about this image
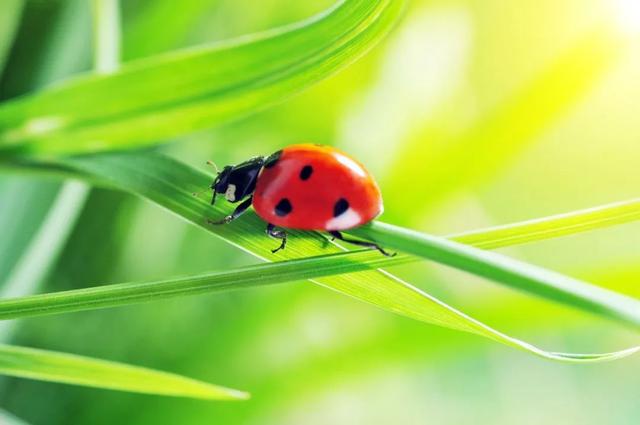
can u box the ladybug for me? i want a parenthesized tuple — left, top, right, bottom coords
(207, 144, 392, 256)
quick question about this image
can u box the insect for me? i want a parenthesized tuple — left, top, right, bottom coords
(207, 144, 393, 256)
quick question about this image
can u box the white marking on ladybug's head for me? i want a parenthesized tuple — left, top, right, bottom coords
(326, 208, 362, 231)
(335, 153, 366, 178)
(225, 184, 237, 201)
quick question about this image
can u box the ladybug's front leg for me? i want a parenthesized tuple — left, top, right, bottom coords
(208, 196, 253, 225)
(266, 223, 287, 253)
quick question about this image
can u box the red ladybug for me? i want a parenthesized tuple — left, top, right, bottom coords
(208, 144, 392, 256)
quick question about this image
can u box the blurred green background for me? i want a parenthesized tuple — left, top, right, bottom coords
(1, 0, 640, 423)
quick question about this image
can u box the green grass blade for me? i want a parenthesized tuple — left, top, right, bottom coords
(0, 344, 248, 400)
(0, 250, 410, 320)
(0, 0, 403, 155)
(40, 151, 639, 362)
(351, 222, 640, 328)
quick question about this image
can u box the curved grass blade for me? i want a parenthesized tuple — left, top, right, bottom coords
(47, 151, 640, 362)
(0, 0, 403, 155)
(0, 344, 248, 400)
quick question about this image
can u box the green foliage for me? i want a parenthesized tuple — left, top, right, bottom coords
(0, 0, 402, 155)
(0, 0, 405, 400)
(1, 0, 640, 421)
(11, 151, 638, 362)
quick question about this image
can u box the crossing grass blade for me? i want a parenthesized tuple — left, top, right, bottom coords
(447, 198, 640, 250)
(7, 151, 631, 363)
(0, 250, 410, 320)
(0, 0, 403, 156)
(0, 344, 248, 400)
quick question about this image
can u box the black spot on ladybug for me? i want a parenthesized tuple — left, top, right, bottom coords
(333, 198, 349, 217)
(274, 198, 292, 217)
(263, 150, 282, 168)
(299, 165, 313, 180)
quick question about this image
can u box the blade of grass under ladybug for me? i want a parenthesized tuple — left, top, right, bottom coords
(5, 160, 639, 254)
(0, 344, 248, 400)
(40, 151, 640, 362)
(0, 0, 403, 156)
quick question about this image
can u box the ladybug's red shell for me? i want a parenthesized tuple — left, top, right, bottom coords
(252, 144, 383, 231)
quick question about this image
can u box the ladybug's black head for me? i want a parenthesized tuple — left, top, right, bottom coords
(210, 157, 265, 205)
(211, 165, 233, 196)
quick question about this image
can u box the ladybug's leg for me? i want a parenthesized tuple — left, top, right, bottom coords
(266, 223, 287, 253)
(208, 196, 253, 225)
(328, 231, 396, 257)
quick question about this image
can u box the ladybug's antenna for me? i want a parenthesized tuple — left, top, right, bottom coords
(192, 160, 221, 199)
(206, 160, 219, 174)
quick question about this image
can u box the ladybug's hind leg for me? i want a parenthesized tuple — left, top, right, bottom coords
(328, 231, 396, 257)
(208, 196, 252, 225)
(266, 223, 287, 254)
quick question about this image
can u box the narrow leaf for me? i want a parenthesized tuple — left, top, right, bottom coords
(0, 344, 248, 400)
(448, 198, 640, 250)
(0, 250, 409, 319)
